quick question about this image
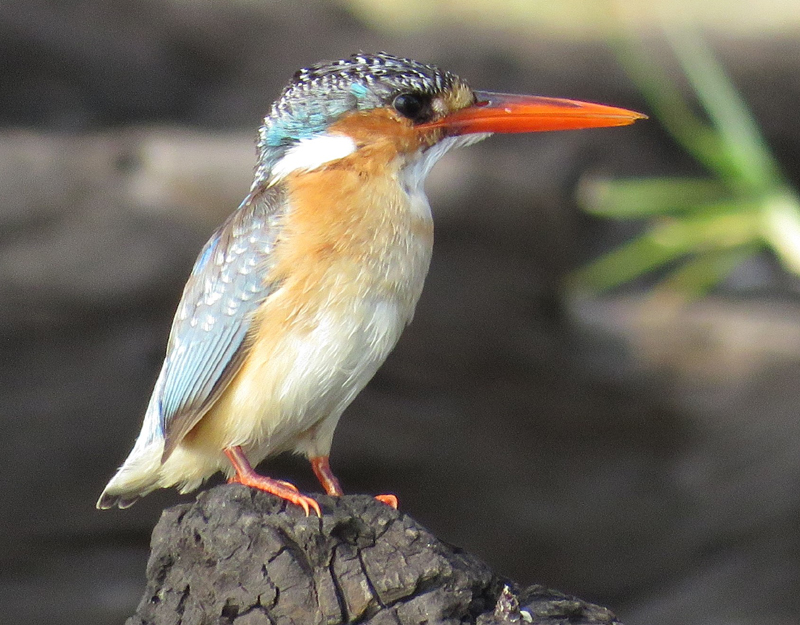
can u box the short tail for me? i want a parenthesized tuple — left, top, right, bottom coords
(96, 490, 142, 510)
(96, 441, 163, 509)
(98, 369, 168, 509)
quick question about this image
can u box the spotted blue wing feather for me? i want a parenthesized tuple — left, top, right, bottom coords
(158, 185, 287, 460)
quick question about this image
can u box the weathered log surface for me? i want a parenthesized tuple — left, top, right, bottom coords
(127, 484, 620, 625)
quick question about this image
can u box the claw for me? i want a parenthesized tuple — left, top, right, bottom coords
(275, 479, 300, 492)
(294, 495, 322, 517)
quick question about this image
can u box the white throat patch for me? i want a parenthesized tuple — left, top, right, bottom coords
(269, 134, 358, 184)
(401, 133, 492, 194)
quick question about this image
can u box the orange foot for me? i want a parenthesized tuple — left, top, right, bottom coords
(375, 494, 399, 509)
(224, 446, 321, 517)
(309, 456, 398, 509)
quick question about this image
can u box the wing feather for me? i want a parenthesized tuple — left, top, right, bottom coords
(157, 185, 287, 460)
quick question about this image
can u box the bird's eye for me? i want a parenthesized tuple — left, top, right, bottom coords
(392, 93, 428, 122)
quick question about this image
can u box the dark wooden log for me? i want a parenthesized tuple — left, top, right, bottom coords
(127, 484, 620, 625)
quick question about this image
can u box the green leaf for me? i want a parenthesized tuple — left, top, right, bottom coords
(569, 209, 760, 293)
(579, 177, 732, 218)
(573, 27, 800, 297)
(665, 27, 784, 191)
(760, 189, 800, 274)
(569, 234, 688, 293)
(652, 209, 760, 251)
(652, 247, 756, 301)
(609, 35, 734, 179)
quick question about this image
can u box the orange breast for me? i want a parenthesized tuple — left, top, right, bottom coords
(264, 108, 435, 326)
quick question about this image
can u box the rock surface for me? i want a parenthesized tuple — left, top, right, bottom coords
(128, 485, 620, 625)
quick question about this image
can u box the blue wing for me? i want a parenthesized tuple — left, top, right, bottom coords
(158, 185, 287, 460)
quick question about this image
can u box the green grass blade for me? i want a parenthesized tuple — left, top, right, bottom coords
(569, 208, 760, 293)
(609, 35, 735, 179)
(760, 189, 800, 275)
(568, 234, 687, 292)
(652, 247, 757, 301)
(578, 177, 731, 218)
(665, 26, 784, 190)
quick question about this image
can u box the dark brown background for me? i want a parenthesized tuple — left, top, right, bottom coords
(2, 1, 800, 623)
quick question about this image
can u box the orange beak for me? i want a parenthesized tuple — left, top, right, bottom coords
(420, 91, 646, 134)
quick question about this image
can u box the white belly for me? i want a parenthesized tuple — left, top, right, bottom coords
(160, 264, 429, 492)
(239, 294, 409, 458)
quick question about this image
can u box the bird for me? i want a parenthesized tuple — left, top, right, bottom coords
(98, 52, 644, 516)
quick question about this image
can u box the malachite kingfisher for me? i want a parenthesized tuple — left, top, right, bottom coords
(98, 52, 644, 516)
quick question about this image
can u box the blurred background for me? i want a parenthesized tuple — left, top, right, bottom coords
(2, 0, 800, 623)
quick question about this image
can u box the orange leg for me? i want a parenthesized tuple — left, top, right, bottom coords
(224, 446, 321, 517)
(309, 455, 398, 509)
(310, 456, 343, 495)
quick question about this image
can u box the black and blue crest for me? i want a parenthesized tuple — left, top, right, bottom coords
(259, 52, 467, 150)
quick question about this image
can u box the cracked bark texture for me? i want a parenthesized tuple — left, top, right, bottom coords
(126, 484, 620, 625)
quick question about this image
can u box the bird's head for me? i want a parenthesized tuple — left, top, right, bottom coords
(256, 52, 644, 186)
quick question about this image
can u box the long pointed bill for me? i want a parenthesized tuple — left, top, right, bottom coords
(420, 91, 646, 134)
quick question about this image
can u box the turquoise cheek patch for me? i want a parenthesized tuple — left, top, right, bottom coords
(264, 116, 326, 147)
(264, 86, 374, 147)
(350, 83, 370, 98)
(350, 82, 373, 110)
